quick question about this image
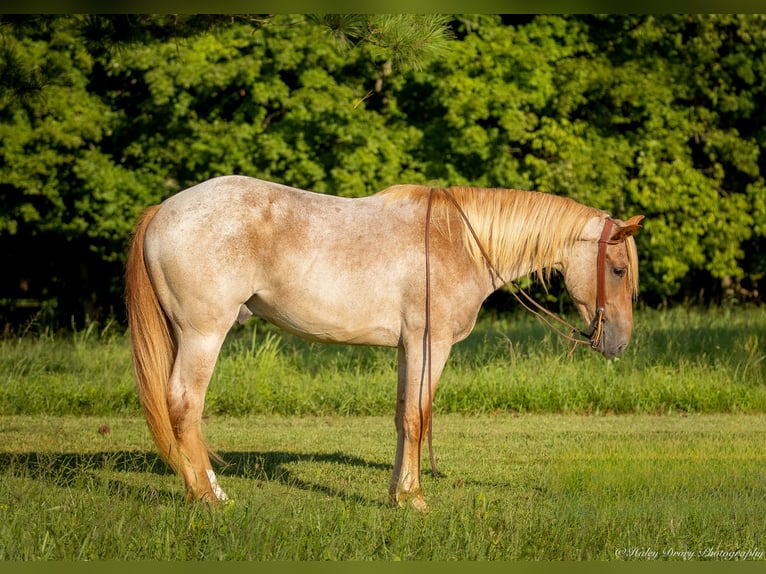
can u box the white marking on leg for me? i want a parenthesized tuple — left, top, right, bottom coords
(207, 469, 229, 501)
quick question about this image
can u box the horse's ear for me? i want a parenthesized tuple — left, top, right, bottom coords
(611, 215, 644, 241)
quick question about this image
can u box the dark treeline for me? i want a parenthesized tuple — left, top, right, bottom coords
(1, 14, 764, 331)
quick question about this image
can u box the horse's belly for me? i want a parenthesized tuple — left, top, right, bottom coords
(242, 291, 401, 347)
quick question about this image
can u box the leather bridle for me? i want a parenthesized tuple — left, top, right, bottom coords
(421, 188, 624, 477)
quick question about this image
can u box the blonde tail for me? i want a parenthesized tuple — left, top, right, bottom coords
(125, 205, 182, 475)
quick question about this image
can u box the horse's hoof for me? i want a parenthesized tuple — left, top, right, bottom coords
(390, 488, 429, 512)
(410, 494, 429, 512)
(186, 486, 228, 506)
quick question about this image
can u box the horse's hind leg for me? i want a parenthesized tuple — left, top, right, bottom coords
(168, 328, 230, 502)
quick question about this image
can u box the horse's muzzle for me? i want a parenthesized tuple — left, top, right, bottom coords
(593, 319, 631, 359)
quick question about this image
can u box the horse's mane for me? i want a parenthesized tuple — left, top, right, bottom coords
(379, 185, 639, 296)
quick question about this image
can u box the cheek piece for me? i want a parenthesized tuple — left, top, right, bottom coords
(587, 217, 617, 349)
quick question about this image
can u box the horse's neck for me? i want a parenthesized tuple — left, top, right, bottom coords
(433, 186, 595, 288)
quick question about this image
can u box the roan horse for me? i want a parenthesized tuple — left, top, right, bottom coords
(125, 175, 643, 509)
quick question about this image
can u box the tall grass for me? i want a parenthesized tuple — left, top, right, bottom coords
(1, 306, 764, 416)
(0, 319, 137, 415)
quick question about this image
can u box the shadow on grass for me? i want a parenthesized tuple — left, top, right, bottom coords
(0, 449, 392, 506)
(217, 449, 390, 477)
(217, 450, 393, 506)
(0, 450, 181, 503)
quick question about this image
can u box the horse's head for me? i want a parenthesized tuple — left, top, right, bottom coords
(562, 215, 643, 358)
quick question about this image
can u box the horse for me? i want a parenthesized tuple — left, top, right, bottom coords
(125, 175, 643, 509)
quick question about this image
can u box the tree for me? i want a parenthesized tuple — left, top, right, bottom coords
(0, 14, 454, 328)
(1, 14, 765, 330)
(386, 14, 766, 304)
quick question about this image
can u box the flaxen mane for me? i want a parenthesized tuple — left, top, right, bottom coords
(380, 185, 639, 296)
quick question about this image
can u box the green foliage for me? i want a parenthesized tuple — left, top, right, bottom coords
(408, 15, 766, 301)
(312, 14, 455, 71)
(1, 14, 765, 325)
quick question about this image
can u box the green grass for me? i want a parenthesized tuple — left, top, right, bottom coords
(1, 306, 764, 416)
(1, 307, 764, 560)
(0, 413, 764, 560)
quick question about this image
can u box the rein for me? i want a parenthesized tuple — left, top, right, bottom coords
(422, 188, 619, 477)
(423, 189, 438, 478)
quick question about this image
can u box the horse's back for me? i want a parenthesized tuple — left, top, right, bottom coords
(151, 175, 412, 237)
(141, 176, 428, 345)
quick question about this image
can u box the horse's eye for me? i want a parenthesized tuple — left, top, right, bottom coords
(612, 266, 627, 278)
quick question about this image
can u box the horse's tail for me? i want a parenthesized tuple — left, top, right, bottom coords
(125, 205, 182, 475)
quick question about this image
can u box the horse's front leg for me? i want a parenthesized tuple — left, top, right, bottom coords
(389, 338, 450, 511)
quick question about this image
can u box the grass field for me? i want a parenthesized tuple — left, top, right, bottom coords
(0, 306, 764, 560)
(0, 413, 764, 560)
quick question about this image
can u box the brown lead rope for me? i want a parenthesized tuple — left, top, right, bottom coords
(423, 189, 439, 478)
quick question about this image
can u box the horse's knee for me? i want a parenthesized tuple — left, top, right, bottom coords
(167, 383, 205, 433)
(398, 410, 427, 444)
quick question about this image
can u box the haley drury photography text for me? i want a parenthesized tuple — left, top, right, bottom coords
(615, 547, 765, 560)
